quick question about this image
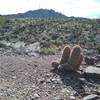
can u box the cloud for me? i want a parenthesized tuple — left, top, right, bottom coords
(61, 0, 100, 18)
(0, 0, 100, 18)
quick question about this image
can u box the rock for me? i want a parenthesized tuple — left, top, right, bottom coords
(85, 56, 96, 65)
(70, 95, 76, 100)
(11, 42, 26, 54)
(31, 93, 40, 99)
(83, 94, 98, 100)
(51, 78, 61, 84)
(25, 42, 40, 53)
(96, 63, 100, 68)
(93, 89, 100, 95)
(86, 49, 96, 55)
(0, 40, 12, 47)
(61, 88, 70, 93)
(85, 66, 100, 75)
(12, 76, 16, 79)
(52, 96, 61, 100)
(83, 49, 88, 53)
(38, 78, 45, 84)
(11, 41, 25, 49)
(52, 85, 55, 88)
(96, 55, 100, 59)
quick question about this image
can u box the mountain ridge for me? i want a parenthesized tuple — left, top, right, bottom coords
(6, 9, 67, 18)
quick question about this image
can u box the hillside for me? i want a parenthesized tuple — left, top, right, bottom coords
(0, 11, 100, 100)
(6, 9, 66, 18)
(0, 16, 100, 55)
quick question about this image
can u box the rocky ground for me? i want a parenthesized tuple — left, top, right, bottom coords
(0, 48, 100, 100)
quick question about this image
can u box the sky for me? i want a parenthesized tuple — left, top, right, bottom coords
(0, 0, 100, 18)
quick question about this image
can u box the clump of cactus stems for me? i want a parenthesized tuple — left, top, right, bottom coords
(52, 45, 83, 71)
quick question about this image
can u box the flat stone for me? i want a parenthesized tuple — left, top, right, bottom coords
(96, 63, 100, 68)
(85, 66, 100, 75)
(83, 94, 98, 100)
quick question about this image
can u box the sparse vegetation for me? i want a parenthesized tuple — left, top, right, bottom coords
(0, 15, 100, 54)
(39, 47, 56, 55)
(0, 9, 100, 100)
(0, 15, 6, 27)
(0, 42, 7, 48)
(96, 45, 100, 54)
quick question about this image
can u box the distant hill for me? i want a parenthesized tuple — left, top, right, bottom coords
(6, 9, 66, 18)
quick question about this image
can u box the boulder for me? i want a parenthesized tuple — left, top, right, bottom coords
(85, 66, 100, 75)
(83, 94, 98, 100)
(96, 63, 100, 68)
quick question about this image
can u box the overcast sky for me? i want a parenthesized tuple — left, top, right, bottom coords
(0, 0, 100, 18)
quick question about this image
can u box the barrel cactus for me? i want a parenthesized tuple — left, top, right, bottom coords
(52, 45, 83, 71)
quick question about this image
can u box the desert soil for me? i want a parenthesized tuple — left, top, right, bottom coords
(0, 51, 100, 100)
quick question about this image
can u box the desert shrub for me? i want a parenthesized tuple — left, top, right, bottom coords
(0, 16, 6, 27)
(0, 17, 100, 50)
(55, 37, 64, 46)
(40, 40, 51, 48)
(39, 47, 56, 55)
(0, 42, 8, 48)
(96, 45, 100, 54)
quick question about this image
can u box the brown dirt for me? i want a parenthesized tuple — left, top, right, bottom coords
(0, 53, 100, 100)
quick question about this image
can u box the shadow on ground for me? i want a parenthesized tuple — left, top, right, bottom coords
(51, 68, 100, 97)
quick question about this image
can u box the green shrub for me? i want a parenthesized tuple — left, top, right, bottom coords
(55, 39, 63, 46)
(96, 45, 100, 54)
(0, 16, 6, 26)
(40, 40, 51, 48)
(39, 47, 56, 55)
(0, 42, 7, 48)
